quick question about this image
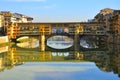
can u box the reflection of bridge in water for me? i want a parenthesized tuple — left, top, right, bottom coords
(7, 22, 108, 51)
(0, 45, 120, 77)
(2, 45, 110, 64)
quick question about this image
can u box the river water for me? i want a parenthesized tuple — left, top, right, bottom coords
(0, 36, 120, 80)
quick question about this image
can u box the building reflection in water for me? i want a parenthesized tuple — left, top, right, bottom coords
(0, 44, 120, 78)
(0, 36, 120, 78)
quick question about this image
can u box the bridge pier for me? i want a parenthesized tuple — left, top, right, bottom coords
(40, 34, 45, 51)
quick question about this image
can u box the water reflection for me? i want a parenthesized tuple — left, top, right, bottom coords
(0, 46, 8, 53)
(0, 38, 120, 80)
(52, 52, 69, 57)
(17, 37, 39, 48)
(0, 45, 120, 80)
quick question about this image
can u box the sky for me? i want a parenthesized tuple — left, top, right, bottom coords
(0, 0, 120, 22)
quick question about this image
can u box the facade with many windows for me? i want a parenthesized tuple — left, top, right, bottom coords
(0, 11, 33, 38)
(94, 8, 120, 36)
(0, 11, 33, 36)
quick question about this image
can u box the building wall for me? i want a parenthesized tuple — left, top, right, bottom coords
(109, 12, 120, 35)
(0, 11, 33, 36)
(21, 16, 28, 23)
(0, 14, 4, 27)
(0, 36, 9, 43)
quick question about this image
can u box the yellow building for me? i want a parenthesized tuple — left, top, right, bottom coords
(0, 13, 4, 27)
(0, 11, 33, 39)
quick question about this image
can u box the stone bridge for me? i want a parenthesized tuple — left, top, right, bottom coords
(7, 22, 106, 38)
(7, 22, 107, 51)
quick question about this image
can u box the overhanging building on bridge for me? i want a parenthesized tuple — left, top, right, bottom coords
(7, 22, 106, 39)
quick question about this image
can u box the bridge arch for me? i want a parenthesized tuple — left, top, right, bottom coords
(46, 35, 74, 50)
